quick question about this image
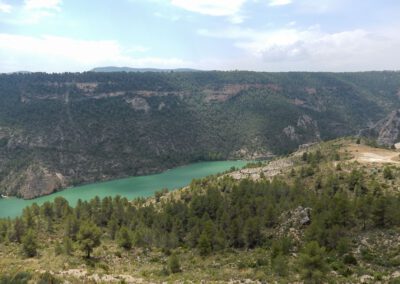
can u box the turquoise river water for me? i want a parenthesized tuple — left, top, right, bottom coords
(0, 160, 247, 218)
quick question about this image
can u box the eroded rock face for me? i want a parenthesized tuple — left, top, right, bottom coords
(276, 206, 312, 242)
(125, 97, 150, 112)
(282, 115, 321, 142)
(283, 125, 298, 141)
(360, 109, 400, 146)
(282, 206, 312, 228)
(1, 164, 66, 199)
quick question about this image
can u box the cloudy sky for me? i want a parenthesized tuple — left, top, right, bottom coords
(0, 0, 400, 72)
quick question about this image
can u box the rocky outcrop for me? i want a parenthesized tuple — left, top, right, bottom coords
(0, 164, 66, 199)
(125, 97, 150, 112)
(228, 157, 293, 180)
(282, 125, 298, 141)
(276, 206, 312, 241)
(282, 115, 321, 142)
(360, 109, 400, 146)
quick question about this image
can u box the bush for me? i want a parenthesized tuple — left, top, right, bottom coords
(117, 227, 132, 250)
(383, 166, 394, 180)
(168, 254, 181, 273)
(37, 272, 61, 284)
(297, 241, 328, 284)
(63, 237, 73, 255)
(54, 242, 63, 255)
(272, 255, 288, 277)
(0, 272, 31, 284)
(271, 237, 292, 258)
(21, 230, 38, 257)
(343, 254, 358, 265)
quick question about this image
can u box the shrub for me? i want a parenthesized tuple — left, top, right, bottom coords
(37, 272, 61, 284)
(168, 254, 181, 273)
(343, 254, 358, 265)
(21, 230, 38, 257)
(0, 272, 31, 284)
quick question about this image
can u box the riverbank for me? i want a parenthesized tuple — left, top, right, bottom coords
(0, 160, 247, 218)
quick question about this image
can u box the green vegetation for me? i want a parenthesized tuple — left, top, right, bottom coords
(168, 254, 181, 274)
(21, 229, 37, 257)
(298, 241, 328, 284)
(1, 138, 400, 282)
(77, 222, 101, 258)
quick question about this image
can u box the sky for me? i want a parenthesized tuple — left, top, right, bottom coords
(0, 0, 400, 72)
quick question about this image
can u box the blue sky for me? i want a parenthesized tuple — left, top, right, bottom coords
(0, 0, 400, 72)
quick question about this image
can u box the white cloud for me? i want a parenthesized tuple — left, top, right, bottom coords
(198, 25, 400, 71)
(0, 1, 12, 13)
(268, 0, 292, 7)
(170, 0, 246, 16)
(1, 0, 64, 25)
(24, 0, 62, 11)
(0, 34, 189, 72)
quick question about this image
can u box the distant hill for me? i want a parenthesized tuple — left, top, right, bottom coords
(90, 66, 201, 73)
(11, 71, 32, 74)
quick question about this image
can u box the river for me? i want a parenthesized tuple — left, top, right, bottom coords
(0, 160, 247, 218)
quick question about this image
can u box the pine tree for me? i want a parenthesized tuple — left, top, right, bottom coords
(64, 215, 80, 241)
(372, 196, 387, 228)
(107, 217, 118, 240)
(22, 207, 35, 229)
(12, 217, 25, 243)
(244, 217, 262, 249)
(198, 232, 212, 256)
(77, 222, 101, 258)
(22, 229, 38, 257)
(355, 195, 371, 230)
(117, 226, 132, 250)
(297, 241, 328, 284)
(41, 201, 54, 220)
(54, 197, 70, 219)
(63, 236, 73, 255)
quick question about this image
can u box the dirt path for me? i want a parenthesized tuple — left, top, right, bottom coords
(347, 144, 400, 164)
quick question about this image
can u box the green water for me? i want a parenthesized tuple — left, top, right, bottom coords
(0, 160, 247, 218)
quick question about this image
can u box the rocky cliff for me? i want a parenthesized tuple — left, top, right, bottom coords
(360, 109, 400, 146)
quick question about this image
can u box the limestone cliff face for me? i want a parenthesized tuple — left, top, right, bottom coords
(282, 115, 321, 143)
(360, 110, 400, 146)
(0, 164, 66, 199)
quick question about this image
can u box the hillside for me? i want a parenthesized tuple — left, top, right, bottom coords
(1, 138, 400, 283)
(1, 71, 400, 198)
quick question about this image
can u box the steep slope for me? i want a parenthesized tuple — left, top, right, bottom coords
(360, 109, 400, 146)
(1, 71, 400, 198)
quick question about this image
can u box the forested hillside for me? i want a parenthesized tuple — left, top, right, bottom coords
(1, 138, 400, 283)
(1, 71, 400, 198)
